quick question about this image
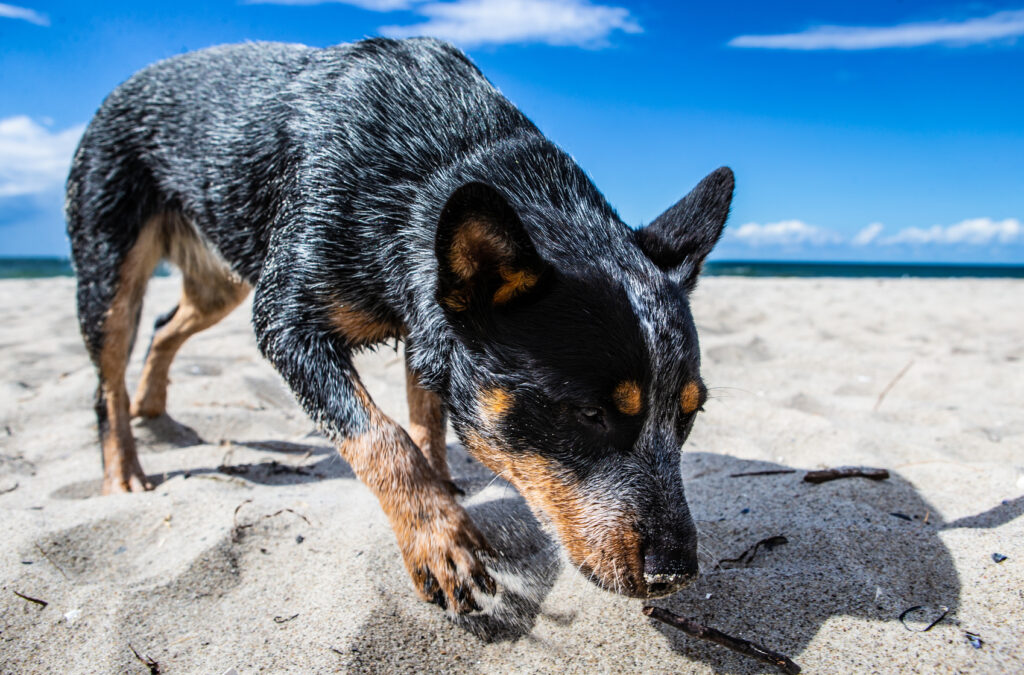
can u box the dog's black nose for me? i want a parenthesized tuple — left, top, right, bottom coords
(643, 538, 699, 597)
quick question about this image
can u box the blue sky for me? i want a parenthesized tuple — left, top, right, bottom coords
(1, 1, 1022, 262)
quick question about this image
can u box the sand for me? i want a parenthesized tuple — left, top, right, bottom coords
(0, 275, 1021, 673)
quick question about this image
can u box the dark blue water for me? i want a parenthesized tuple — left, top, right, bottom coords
(0, 258, 172, 279)
(1, 257, 1022, 280)
(703, 260, 1024, 278)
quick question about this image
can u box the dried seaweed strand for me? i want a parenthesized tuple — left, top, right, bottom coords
(874, 360, 914, 411)
(718, 535, 788, 567)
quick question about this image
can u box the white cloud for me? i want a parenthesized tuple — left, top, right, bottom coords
(724, 217, 1024, 251)
(728, 9, 1024, 51)
(883, 218, 1023, 245)
(244, 0, 415, 10)
(0, 116, 85, 198)
(852, 222, 884, 246)
(244, 0, 640, 48)
(0, 2, 48, 26)
(379, 0, 641, 47)
(729, 219, 842, 247)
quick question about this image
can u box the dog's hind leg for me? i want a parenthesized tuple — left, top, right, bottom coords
(131, 219, 250, 418)
(84, 218, 164, 493)
(405, 352, 458, 493)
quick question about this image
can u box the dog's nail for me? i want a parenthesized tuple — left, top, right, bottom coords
(431, 589, 447, 609)
(474, 572, 496, 595)
(423, 572, 438, 596)
(454, 584, 474, 610)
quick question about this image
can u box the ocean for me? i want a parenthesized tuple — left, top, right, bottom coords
(1, 257, 1023, 280)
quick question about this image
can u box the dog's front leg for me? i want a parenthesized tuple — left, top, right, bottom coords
(252, 260, 494, 613)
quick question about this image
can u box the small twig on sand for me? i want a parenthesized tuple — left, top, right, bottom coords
(0, 482, 19, 495)
(729, 470, 797, 478)
(13, 590, 48, 608)
(718, 536, 788, 567)
(874, 360, 914, 411)
(233, 499, 255, 529)
(273, 613, 299, 624)
(643, 606, 800, 674)
(899, 605, 949, 632)
(803, 467, 889, 484)
(128, 643, 160, 674)
(232, 500, 313, 541)
(34, 542, 70, 580)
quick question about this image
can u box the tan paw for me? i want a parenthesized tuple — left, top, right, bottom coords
(396, 492, 496, 613)
(102, 464, 153, 494)
(130, 395, 165, 419)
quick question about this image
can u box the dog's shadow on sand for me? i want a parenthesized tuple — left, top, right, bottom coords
(50, 417, 355, 498)
(344, 450, 1022, 673)
(649, 452, 1022, 673)
(51, 419, 1021, 671)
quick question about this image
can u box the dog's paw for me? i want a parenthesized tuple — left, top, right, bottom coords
(102, 464, 153, 494)
(397, 492, 496, 614)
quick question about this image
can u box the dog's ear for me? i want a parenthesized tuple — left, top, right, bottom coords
(634, 167, 734, 291)
(435, 182, 547, 313)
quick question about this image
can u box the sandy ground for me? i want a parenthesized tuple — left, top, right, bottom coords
(0, 275, 1021, 674)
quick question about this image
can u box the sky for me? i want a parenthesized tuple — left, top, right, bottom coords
(1, 0, 1023, 263)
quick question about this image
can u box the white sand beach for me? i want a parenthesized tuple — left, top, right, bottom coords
(1, 275, 1021, 673)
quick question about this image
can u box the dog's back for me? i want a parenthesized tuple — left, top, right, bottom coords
(67, 39, 534, 285)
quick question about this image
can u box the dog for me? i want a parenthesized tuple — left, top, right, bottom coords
(66, 37, 733, 613)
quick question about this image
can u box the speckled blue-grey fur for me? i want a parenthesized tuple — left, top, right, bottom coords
(67, 37, 734, 599)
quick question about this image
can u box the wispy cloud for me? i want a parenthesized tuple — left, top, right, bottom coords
(881, 218, 1023, 245)
(852, 222, 884, 246)
(0, 116, 85, 198)
(247, 0, 640, 47)
(0, 2, 49, 26)
(728, 9, 1024, 51)
(380, 0, 639, 47)
(244, 0, 414, 10)
(730, 219, 842, 247)
(726, 218, 1024, 250)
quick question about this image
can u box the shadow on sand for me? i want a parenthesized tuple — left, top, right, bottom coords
(344, 450, 1021, 672)
(50, 414, 1022, 671)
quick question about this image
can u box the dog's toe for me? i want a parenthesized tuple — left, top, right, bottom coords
(400, 496, 496, 614)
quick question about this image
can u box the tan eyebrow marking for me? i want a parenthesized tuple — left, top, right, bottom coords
(612, 380, 643, 416)
(681, 381, 702, 414)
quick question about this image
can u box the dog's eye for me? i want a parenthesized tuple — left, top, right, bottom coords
(577, 406, 606, 429)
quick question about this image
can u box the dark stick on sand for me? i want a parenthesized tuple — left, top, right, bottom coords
(13, 590, 48, 608)
(729, 470, 797, 478)
(803, 467, 890, 484)
(643, 606, 801, 675)
(128, 643, 160, 674)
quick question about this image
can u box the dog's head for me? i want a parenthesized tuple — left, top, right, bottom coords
(435, 168, 733, 597)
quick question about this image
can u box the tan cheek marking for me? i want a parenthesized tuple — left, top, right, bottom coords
(613, 380, 644, 416)
(462, 433, 645, 594)
(681, 381, 702, 414)
(509, 453, 644, 593)
(478, 387, 513, 423)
